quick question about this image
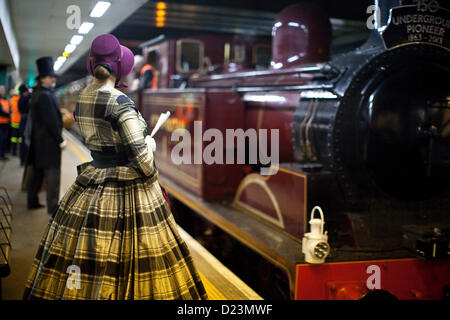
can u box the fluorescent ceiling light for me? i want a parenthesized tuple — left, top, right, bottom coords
(57, 56, 67, 63)
(54, 55, 67, 71)
(90, 1, 111, 18)
(78, 22, 94, 34)
(64, 44, 76, 54)
(70, 35, 83, 45)
(54, 61, 63, 71)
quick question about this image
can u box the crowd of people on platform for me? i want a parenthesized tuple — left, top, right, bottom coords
(0, 82, 31, 164)
(0, 56, 65, 215)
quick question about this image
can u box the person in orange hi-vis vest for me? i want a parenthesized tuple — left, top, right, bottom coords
(138, 63, 158, 91)
(9, 87, 21, 156)
(0, 85, 10, 160)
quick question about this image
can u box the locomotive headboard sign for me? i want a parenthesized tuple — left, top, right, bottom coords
(381, 2, 450, 51)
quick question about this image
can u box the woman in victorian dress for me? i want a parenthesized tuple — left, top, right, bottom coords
(23, 34, 207, 300)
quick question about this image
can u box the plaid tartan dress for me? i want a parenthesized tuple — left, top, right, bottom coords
(23, 82, 207, 300)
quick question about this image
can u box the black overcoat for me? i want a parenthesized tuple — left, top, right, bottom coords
(27, 86, 63, 169)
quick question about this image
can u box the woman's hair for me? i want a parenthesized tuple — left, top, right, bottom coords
(94, 65, 112, 81)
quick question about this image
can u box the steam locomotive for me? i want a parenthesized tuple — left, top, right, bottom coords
(59, 0, 450, 299)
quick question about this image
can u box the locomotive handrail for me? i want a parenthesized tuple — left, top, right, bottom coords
(141, 84, 336, 94)
(142, 87, 206, 94)
(194, 64, 330, 82)
(235, 84, 335, 93)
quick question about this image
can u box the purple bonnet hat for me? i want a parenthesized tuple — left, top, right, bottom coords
(87, 34, 134, 87)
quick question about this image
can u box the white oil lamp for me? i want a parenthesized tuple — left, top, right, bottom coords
(302, 206, 330, 264)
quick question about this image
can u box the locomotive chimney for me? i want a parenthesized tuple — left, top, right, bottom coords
(270, 2, 331, 69)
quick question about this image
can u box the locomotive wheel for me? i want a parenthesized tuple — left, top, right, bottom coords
(334, 44, 450, 204)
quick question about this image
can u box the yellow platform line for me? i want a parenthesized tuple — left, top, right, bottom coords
(65, 136, 89, 163)
(199, 272, 227, 300)
(64, 131, 227, 300)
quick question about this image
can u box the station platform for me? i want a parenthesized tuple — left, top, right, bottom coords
(0, 129, 261, 300)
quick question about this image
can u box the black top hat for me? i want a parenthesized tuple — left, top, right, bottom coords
(36, 56, 57, 79)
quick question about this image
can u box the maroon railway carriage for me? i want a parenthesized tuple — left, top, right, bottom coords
(65, 0, 450, 300)
(126, 32, 271, 109)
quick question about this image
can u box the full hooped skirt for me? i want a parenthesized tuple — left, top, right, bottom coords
(23, 162, 208, 300)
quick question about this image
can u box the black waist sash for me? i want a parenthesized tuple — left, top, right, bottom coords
(91, 150, 131, 168)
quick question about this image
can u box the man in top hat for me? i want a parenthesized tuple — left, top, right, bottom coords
(27, 56, 66, 213)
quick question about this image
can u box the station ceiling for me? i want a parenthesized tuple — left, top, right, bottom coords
(3, 0, 147, 85)
(3, 0, 373, 87)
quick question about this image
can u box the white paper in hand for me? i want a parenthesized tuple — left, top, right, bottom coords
(145, 135, 156, 152)
(150, 111, 171, 138)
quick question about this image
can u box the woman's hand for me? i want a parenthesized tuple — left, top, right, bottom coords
(59, 140, 67, 150)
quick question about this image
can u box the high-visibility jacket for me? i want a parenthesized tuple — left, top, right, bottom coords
(10, 95, 21, 127)
(0, 98, 10, 124)
(140, 64, 158, 90)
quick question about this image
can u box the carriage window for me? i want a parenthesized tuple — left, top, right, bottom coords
(176, 40, 204, 73)
(233, 44, 246, 63)
(253, 44, 272, 67)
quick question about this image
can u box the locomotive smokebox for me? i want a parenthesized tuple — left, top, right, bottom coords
(270, 3, 331, 69)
